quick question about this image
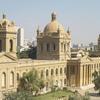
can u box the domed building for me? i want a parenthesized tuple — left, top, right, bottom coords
(0, 13, 100, 99)
(37, 12, 71, 60)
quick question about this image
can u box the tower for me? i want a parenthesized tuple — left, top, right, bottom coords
(17, 28, 24, 52)
(37, 12, 71, 60)
(0, 14, 17, 57)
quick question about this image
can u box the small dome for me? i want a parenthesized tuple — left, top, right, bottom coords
(44, 13, 65, 33)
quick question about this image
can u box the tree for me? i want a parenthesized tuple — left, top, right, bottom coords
(17, 46, 37, 59)
(4, 91, 33, 100)
(92, 70, 100, 94)
(18, 69, 44, 95)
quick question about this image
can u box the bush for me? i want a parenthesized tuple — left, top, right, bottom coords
(63, 87, 68, 91)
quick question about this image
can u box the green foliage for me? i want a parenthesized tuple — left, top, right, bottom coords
(68, 91, 90, 100)
(82, 92, 90, 100)
(18, 69, 44, 94)
(92, 70, 100, 94)
(63, 87, 68, 91)
(4, 91, 33, 100)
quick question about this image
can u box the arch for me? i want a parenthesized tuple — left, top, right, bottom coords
(0, 40, 2, 52)
(60, 68, 62, 75)
(47, 43, 50, 52)
(61, 43, 63, 52)
(64, 67, 67, 74)
(9, 39, 13, 52)
(51, 69, 54, 76)
(46, 69, 49, 76)
(10, 71, 14, 86)
(64, 79, 67, 85)
(1, 72, 6, 88)
(56, 68, 58, 75)
(17, 73, 20, 81)
(64, 44, 66, 51)
(41, 70, 44, 78)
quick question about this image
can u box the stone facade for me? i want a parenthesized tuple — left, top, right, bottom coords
(0, 13, 100, 99)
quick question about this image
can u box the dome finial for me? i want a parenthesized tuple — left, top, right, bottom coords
(3, 14, 6, 19)
(51, 12, 56, 21)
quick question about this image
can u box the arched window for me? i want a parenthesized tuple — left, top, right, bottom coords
(64, 67, 67, 74)
(64, 79, 67, 85)
(10, 39, 13, 52)
(41, 70, 44, 78)
(56, 80, 58, 86)
(60, 68, 62, 75)
(0, 40, 2, 52)
(17, 73, 20, 81)
(47, 43, 50, 52)
(64, 44, 66, 52)
(61, 43, 63, 52)
(56, 68, 58, 75)
(51, 69, 54, 76)
(10, 71, 14, 86)
(1, 72, 6, 88)
(46, 69, 49, 76)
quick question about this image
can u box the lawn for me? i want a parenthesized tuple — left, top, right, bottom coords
(32, 90, 73, 100)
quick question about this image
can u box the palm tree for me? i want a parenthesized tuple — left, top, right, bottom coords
(18, 69, 44, 95)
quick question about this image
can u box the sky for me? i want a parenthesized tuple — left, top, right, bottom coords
(0, 0, 100, 45)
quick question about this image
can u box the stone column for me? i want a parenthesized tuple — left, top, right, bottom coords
(80, 65, 83, 86)
(84, 65, 86, 85)
(86, 65, 88, 85)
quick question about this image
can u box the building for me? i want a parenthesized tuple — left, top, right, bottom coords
(17, 28, 24, 52)
(0, 13, 100, 99)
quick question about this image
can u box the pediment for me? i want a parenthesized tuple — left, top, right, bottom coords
(0, 53, 17, 63)
(80, 55, 93, 62)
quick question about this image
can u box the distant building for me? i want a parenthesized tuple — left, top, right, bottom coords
(17, 28, 24, 52)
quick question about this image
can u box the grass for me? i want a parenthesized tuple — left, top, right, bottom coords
(32, 90, 73, 100)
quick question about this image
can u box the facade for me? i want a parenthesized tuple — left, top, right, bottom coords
(0, 13, 100, 99)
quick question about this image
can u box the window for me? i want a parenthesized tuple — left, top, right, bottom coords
(70, 66, 75, 75)
(51, 69, 54, 76)
(40, 44, 43, 52)
(53, 43, 56, 51)
(46, 69, 49, 76)
(56, 68, 58, 75)
(47, 43, 50, 52)
(0, 40, 2, 52)
(17, 73, 20, 81)
(10, 71, 14, 86)
(64, 67, 67, 74)
(41, 70, 44, 78)
(1, 72, 6, 88)
(61, 43, 63, 52)
(10, 39, 13, 52)
(64, 44, 66, 52)
(60, 68, 62, 75)
(64, 79, 67, 84)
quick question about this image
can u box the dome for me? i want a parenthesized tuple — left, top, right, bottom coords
(44, 12, 65, 33)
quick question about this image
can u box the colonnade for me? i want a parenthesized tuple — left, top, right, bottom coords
(80, 63, 100, 86)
